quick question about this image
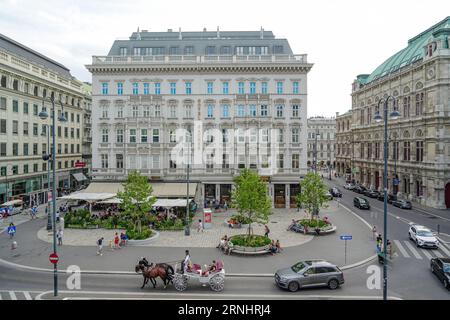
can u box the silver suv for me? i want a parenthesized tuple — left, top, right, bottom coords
(275, 260, 344, 292)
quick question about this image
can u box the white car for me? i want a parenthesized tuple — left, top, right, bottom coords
(408, 224, 439, 248)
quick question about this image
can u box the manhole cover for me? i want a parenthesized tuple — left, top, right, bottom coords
(427, 216, 438, 219)
(271, 221, 278, 223)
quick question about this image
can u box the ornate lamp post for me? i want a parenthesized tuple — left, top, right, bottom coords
(39, 95, 66, 297)
(374, 96, 400, 301)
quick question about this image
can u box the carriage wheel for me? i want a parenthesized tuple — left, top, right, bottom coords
(174, 274, 188, 291)
(209, 274, 225, 292)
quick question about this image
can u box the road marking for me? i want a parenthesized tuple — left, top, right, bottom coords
(23, 291, 32, 300)
(434, 250, 444, 258)
(9, 291, 17, 300)
(403, 241, 423, 259)
(439, 243, 450, 257)
(393, 240, 410, 258)
(420, 248, 433, 259)
(413, 207, 450, 223)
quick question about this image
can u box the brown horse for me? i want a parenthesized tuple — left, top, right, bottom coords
(135, 260, 174, 289)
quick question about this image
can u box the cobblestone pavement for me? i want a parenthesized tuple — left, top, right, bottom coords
(36, 208, 322, 248)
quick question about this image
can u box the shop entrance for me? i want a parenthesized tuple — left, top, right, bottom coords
(274, 184, 286, 208)
(290, 184, 301, 208)
(220, 184, 231, 205)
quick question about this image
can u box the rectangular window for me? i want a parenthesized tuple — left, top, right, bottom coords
(116, 106, 123, 118)
(277, 82, 284, 94)
(0, 143, 6, 156)
(129, 129, 136, 143)
(71, 128, 74, 138)
(207, 104, 214, 118)
(403, 141, 410, 161)
(117, 83, 123, 95)
(222, 82, 229, 94)
(206, 46, 216, 55)
(119, 47, 127, 56)
(249, 105, 257, 116)
(0, 97, 6, 110)
(152, 129, 160, 143)
(238, 82, 245, 94)
(0, 119, 6, 134)
(12, 120, 19, 134)
(277, 128, 284, 143)
(12, 165, 18, 174)
(416, 141, 423, 162)
(169, 105, 177, 118)
(33, 104, 38, 115)
(169, 130, 176, 143)
(116, 154, 123, 169)
(77, 114, 80, 123)
(23, 164, 28, 174)
(23, 143, 28, 156)
(185, 105, 192, 118)
(207, 82, 213, 94)
(116, 129, 123, 143)
(143, 83, 150, 95)
(154, 105, 161, 117)
(261, 105, 268, 117)
(143, 106, 150, 117)
(132, 105, 139, 118)
(102, 83, 108, 95)
(155, 82, 161, 95)
(102, 128, 108, 143)
(23, 122, 29, 135)
(250, 82, 256, 94)
(132, 83, 139, 95)
(77, 128, 80, 139)
(292, 105, 299, 117)
(237, 105, 245, 117)
(23, 102, 28, 114)
(276, 105, 284, 117)
(141, 129, 148, 143)
(222, 105, 229, 118)
(293, 81, 299, 94)
(101, 154, 108, 168)
(12, 143, 19, 156)
(185, 82, 192, 95)
(292, 154, 300, 169)
(261, 82, 268, 94)
(277, 154, 284, 168)
(292, 128, 299, 143)
(184, 46, 194, 55)
(170, 82, 176, 95)
(12, 100, 18, 112)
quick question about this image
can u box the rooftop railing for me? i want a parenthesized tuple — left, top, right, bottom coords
(91, 54, 308, 65)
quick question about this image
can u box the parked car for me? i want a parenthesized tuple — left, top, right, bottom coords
(324, 191, 333, 200)
(430, 258, 450, 290)
(354, 185, 367, 194)
(330, 187, 343, 197)
(343, 183, 355, 190)
(392, 199, 412, 209)
(364, 189, 380, 198)
(377, 193, 397, 204)
(275, 260, 344, 292)
(408, 224, 439, 248)
(353, 197, 370, 210)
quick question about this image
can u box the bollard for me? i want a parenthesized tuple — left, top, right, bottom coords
(437, 224, 440, 235)
(11, 241, 17, 250)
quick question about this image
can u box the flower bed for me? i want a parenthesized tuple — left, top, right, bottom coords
(229, 234, 271, 247)
(294, 218, 336, 234)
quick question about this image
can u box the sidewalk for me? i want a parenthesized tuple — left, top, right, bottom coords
(0, 201, 375, 274)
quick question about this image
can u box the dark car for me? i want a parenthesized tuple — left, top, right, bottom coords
(330, 187, 343, 198)
(430, 258, 450, 290)
(353, 197, 370, 210)
(392, 199, 412, 209)
(354, 186, 367, 194)
(275, 260, 344, 292)
(377, 193, 397, 204)
(364, 189, 380, 198)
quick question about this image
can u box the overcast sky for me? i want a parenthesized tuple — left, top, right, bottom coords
(1, 0, 449, 117)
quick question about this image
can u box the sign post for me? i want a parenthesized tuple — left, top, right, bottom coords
(203, 208, 212, 229)
(340, 235, 352, 265)
(49, 252, 59, 264)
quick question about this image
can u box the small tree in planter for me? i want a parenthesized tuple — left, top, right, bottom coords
(296, 172, 329, 222)
(231, 169, 272, 242)
(117, 170, 156, 237)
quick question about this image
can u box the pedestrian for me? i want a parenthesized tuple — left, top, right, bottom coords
(264, 225, 270, 237)
(97, 237, 104, 256)
(114, 232, 120, 249)
(57, 228, 63, 246)
(275, 239, 282, 253)
(7, 223, 16, 239)
(223, 201, 228, 211)
(372, 226, 377, 240)
(197, 219, 204, 233)
(56, 210, 60, 223)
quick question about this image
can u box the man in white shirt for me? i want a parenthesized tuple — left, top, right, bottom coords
(182, 250, 191, 273)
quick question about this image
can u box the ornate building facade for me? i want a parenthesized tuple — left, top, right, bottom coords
(306, 116, 336, 170)
(335, 110, 353, 181)
(343, 17, 450, 209)
(86, 29, 313, 208)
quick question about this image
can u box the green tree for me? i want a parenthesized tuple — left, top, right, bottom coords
(231, 169, 272, 239)
(296, 172, 329, 221)
(117, 170, 156, 234)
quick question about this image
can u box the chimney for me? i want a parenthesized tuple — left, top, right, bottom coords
(203, 27, 207, 32)
(179, 27, 182, 40)
(168, 28, 173, 32)
(260, 27, 264, 39)
(217, 26, 220, 38)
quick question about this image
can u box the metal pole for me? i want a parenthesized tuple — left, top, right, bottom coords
(46, 124, 52, 230)
(51, 99, 58, 296)
(314, 130, 318, 174)
(382, 99, 388, 301)
(185, 135, 190, 236)
(394, 135, 397, 195)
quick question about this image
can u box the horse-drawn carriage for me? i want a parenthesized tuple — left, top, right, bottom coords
(135, 258, 225, 292)
(173, 260, 225, 292)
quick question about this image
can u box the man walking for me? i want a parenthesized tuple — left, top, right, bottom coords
(7, 223, 16, 239)
(57, 228, 63, 246)
(97, 237, 104, 256)
(264, 225, 270, 237)
(197, 219, 204, 233)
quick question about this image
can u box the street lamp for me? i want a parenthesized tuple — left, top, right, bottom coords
(313, 130, 320, 173)
(374, 96, 400, 301)
(39, 96, 66, 297)
(185, 127, 191, 236)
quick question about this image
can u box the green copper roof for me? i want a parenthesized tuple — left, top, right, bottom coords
(360, 16, 450, 85)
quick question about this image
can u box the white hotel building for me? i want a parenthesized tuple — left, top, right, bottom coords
(86, 29, 312, 208)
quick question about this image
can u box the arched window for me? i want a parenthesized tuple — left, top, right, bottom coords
(0, 75, 6, 87)
(34, 86, 39, 96)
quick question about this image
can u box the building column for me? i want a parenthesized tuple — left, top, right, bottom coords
(285, 184, 290, 209)
(269, 183, 274, 209)
(215, 183, 220, 203)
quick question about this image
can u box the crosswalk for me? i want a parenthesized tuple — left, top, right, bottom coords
(0, 291, 40, 300)
(392, 240, 450, 260)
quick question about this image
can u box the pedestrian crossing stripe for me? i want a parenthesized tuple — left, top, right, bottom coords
(391, 240, 450, 260)
(9, 292, 17, 300)
(0, 291, 34, 300)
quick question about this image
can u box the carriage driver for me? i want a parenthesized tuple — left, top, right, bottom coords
(140, 257, 149, 268)
(182, 250, 192, 273)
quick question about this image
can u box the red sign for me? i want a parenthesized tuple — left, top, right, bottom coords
(49, 252, 59, 264)
(74, 161, 86, 168)
(48, 191, 53, 202)
(204, 211, 212, 224)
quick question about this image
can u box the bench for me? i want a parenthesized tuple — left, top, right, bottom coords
(228, 245, 271, 256)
